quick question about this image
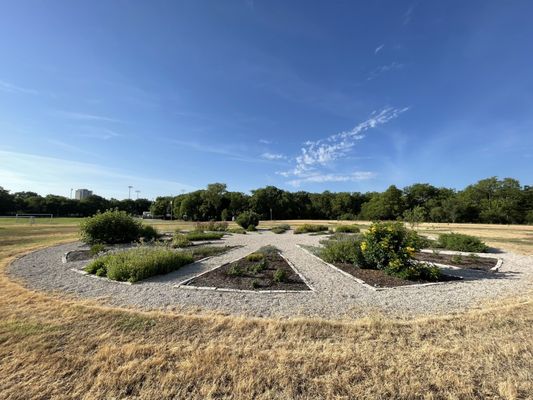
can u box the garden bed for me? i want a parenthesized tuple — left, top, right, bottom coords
(414, 252, 498, 271)
(184, 247, 310, 291)
(330, 262, 461, 288)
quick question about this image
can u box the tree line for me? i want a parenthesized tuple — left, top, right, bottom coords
(1, 177, 532, 224)
(0, 190, 151, 218)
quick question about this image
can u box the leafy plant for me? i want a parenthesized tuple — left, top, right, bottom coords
(89, 243, 106, 256)
(247, 224, 257, 232)
(437, 233, 488, 252)
(271, 224, 290, 234)
(246, 252, 264, 262)
(249, 260, 267, 274)
(140, 224, 159, 241)
(273, 268, 287, 283)
(294, 224, 329, 234)
(84, 247, 193, 282)
(236, 211, 260, 229)
(451, 254, 464, 264)
(227, 265, 244, 277)
(185, 231, 224, 241)
(172, 234, 192, 248)
(80, 209, 143, 244)
(194, 221, 228, 232)
(251, 279, 260, 289)
(320, 235, 364, 265)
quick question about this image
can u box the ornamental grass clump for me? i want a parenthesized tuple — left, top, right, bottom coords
(294, 224, 329, 234)
(359, 221, 441, 281)
(185, 231, 224, 241)
(271, 224, 290, 234)
(84, 247, 193, 283)
(335, 225, 360, 233)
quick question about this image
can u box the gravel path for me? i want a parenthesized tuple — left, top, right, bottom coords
(7, 231, 533, 319)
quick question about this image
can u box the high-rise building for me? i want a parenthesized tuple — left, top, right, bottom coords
(75, 189, 93, 200)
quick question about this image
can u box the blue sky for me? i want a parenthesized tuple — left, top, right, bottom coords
(1, 1, 532, 199)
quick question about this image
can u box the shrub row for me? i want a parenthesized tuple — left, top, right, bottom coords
(436, 233, 488, 252)
(335, 225, 360, 233)
(194, 221, 228, 232)
(271, 224, 290, 234)
(85, 247, 193, 282)
(294, 224, 329, 234)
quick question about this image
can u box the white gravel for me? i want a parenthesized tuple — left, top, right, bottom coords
(7, 231, 533, 319)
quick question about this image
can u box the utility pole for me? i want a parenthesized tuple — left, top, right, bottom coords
(170, 199, 173, 221)
(128, 185, 133, 199)
(270, 208, 273, 221)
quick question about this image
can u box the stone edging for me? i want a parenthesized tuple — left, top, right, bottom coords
(296, 245, 465, 291)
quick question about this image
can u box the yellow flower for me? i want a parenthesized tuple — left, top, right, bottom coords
(406, 246, 415, 256)
(360, 241, 368, 252)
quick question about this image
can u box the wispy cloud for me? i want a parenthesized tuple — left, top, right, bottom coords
(287, 171, 376, 187)
(279, 107, 408, 186)
(367, 62, 404, 81)
(259, 139, 272, 144)
(0, 80, 39, 95)
(75, 127, 122, 140)
(53, 111, 121, 123)
(403, 4, 414, 25)
(374, 44, 385, 55)
(261, 152, 286, 160)
(0, 150, 194, 199)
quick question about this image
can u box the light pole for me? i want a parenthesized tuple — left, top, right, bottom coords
(170, 199, 173, 221)
(128, 185, 133, 199)
(70, 188, 73, 199)
(270, 208, 273, 221)
(135, 190, 140, 199)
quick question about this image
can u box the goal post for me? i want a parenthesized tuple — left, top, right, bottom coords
(15, 214, 54, 224)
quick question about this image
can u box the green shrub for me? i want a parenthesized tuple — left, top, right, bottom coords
(271, 224, 290, 234)
(246, 252, 264, 262)
(194, 221, 228, 232)
(335, 225, 360, 233)
(80, 209, 143, 244)
(294, 224, 329, 234)
(249, 260, 267, 274)
(140, 224, 159, 241)
(228, 227, 247, 234)
(358, 221, 441, 281)
(437, 233, 488, 252)
(89, 243, 106, 256)
(191, 246, 233, 259)
(172, 234, 191, 248)
(227, 265, 244, 277)
(320, 235, 364, 265)
(185, 231, 224, 241)
(247, 224, 257, 232)
(236, 211, 260, 229)
(273, 268, 287, 283)
(84, 248, 193, 282)
(251, 279, 260, 289)
(406, 230, 433, 249)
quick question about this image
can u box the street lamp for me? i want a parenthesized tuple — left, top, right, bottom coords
(128, 185, 133, 199)
(270, 208, 273, 221)
(170, 199, 173, 221)
(135, 190, 140, 199)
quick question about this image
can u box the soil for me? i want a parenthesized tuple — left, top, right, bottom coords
(187, 251, 310, 291)
(332, 262, 461, 288)
(414, 252, 498, 271)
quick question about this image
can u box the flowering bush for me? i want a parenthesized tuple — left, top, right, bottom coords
(359, 222, 440, 281)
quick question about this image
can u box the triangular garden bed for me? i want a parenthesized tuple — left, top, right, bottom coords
(183, 246, 311, 291)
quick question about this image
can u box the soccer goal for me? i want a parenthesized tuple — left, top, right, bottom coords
(15, 214, 54, 224)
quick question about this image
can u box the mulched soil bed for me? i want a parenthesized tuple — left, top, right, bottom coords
(332, 262, 461, 288)
(187, 251, 310, 291)
(414, 252, 498, 271)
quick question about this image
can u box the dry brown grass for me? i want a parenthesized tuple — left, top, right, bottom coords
(1, 221, 532, 399)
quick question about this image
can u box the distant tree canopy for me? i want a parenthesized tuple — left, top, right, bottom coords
(1, 177, 532, 224)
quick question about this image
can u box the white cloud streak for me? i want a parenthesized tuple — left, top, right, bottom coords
(367, 62, 404, 81)
(374, 44, 385, 54)
(0, 80, 39, 95)
(287, 171, 376, 187)
(53, 111, 121, 123)
(261, 152, 286, 160)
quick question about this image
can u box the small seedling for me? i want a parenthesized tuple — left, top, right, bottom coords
(227, 265, 244, 277)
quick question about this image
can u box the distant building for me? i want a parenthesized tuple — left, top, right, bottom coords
(75, 189, 93, 200)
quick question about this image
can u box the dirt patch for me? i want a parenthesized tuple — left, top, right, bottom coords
(187, 250, 310, 291)
(332, 262, 461, 288)
(414, 252, 498, 271)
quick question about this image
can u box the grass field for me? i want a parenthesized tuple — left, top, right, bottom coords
(0, 219, 532, 399)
